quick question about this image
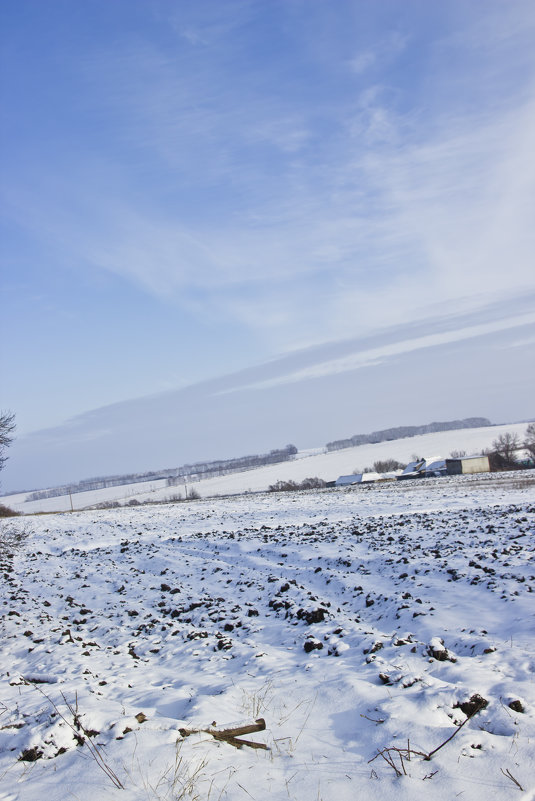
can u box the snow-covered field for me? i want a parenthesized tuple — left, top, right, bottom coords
(2, 422, 530, 514)
(1, 471, 534, 800)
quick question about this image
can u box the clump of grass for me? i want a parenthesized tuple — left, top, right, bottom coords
(25, 680, 124, 789)
(240, 681, 274, 719)
(130, 736, 228, 801)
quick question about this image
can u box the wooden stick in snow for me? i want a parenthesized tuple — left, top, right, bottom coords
(179, 718, 268, 750)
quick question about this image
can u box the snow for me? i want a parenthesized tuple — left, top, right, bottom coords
(1, 470, 534, 800)
(2, 422, 530, 514)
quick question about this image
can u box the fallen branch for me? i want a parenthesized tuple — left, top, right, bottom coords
(179, 718, 268, 750)
(208, 719, 266, 738)
(212, 734, 268, 750)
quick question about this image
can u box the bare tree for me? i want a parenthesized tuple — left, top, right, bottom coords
(0, 410, 16, 473)
(299, 477, 326, 489)
(491, 432, 520, 466)
(524, 422, 535, 461)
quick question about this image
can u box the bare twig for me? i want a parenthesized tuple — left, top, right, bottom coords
(369, 744, 428, 777)
(360, 713, 385, 724)
(501, 768, 524, 791)
(376, 748, 403, 777)
(424, 711, 473, 760)
(423, 770, 438, 780)
(370, 696, 488, 777)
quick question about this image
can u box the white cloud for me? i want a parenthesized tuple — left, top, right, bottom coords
(219, 312, 535, 393)
(4, 1, 534, 356)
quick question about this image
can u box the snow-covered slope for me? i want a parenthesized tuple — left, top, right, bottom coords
(3, 422, 529, 513)
(1, 472, 534, 800)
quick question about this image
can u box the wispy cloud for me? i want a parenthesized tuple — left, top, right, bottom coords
(3, 1, 534, 354)
(217, 310, 535, 393)
(348, 31, 408, 75)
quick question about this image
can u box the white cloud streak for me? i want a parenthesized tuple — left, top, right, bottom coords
(218, 312, 535, 393)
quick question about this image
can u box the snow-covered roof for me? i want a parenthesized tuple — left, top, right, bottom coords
(361, 472, 382, 482)
(451, 454, 487, 462)
(335, 474, 361, 486)
(425, 458, 447, 472)
(402, 459, 425, 475)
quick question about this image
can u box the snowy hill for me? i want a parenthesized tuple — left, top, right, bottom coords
(2, 422, 530, 514)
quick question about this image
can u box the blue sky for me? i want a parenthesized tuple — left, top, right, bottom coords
(1, 1, 534, 491)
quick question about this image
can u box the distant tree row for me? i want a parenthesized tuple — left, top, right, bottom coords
(93, 487, 202, 510)
(326, 418, 491, 452)
(25, 444, 299, 501)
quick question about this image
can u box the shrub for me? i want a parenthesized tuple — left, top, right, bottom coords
(268, 480, 299, 493)
(268, 477, 325, 493)
(299, 477, 326, 489)
(0, 503, 20, 517)
(372, 459, 405, 473)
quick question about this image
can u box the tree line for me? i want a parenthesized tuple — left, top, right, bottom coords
(25, 444, 299, 501)
(326, 418, 491, 452)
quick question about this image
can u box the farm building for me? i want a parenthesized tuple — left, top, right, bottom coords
(335, 474, 362, 486)
(397, 459, 426, 480)
(335, 471, 401, 486)
(362, 471, 400, 482)
(425, 458, 447, 477)
(445, 455, 490, 475)
(398, 457, 446, 480)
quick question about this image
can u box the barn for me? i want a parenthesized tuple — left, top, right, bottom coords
(445, 455, 490, 475)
